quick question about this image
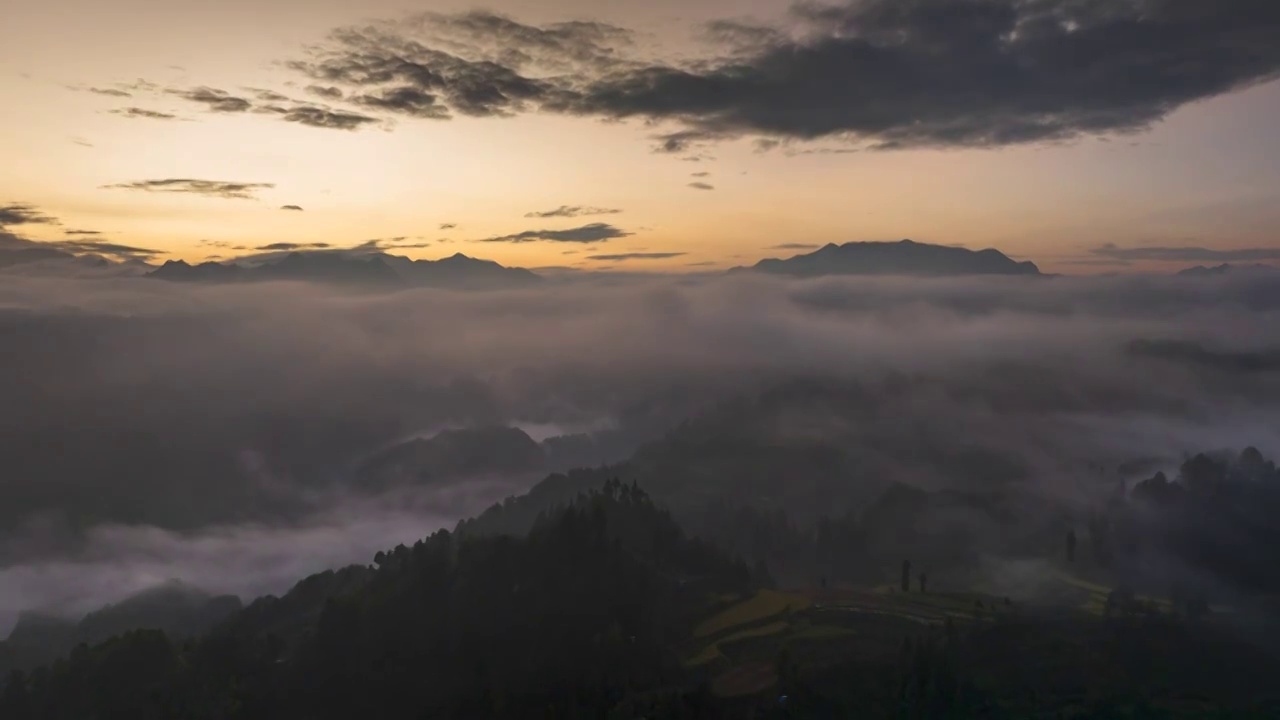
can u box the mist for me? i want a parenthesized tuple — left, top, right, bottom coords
(4, 268, 1280, 632)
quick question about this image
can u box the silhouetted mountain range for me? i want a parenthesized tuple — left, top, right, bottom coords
(149, 251, 541, 288)
(1176, 263, 1277, 277)
(734, 239, 1041, 277)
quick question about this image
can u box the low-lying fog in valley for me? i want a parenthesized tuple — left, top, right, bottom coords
(4, 265, 1280, 633)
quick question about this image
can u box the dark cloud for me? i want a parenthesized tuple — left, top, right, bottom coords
(1091, 244, 1280, 263)
(768, 243, 819, 250)
(408, 11, 636, 83)
(64, 230, 103, 236)
(336, 236, 435, 253)
(306, 85, 345, 100)
(0, 203, 59, 227)
(132, 80, 377, 130)
(353, 86, 451, 119)
(690, 171, 710, 178)
(524, 205, 622, 219)
(256, 242, 332, 251)
(260, 104, 381, 130)
(167, 87, 252, 113)
(286, 23, 554, 120)
(87, 87, 131, 98)
(479, 222, 633, 244)
(585, 252, 687, 261)
(687, 182, 715, 191)
(110, 107, 179, 120)
(283, 1, 1280, 150)
(280, 205, 305, 211)
(439, 223, 457, 230)
(702, 19, 786, 52)
(652, 130, 723, 154)
(246, 88, 291, 102)
(102, 179, 275, 200)
(47, 239, 163, 261)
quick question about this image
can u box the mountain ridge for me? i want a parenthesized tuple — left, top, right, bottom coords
(734, 239, 1041, 277)
(149, 250, 542, 288)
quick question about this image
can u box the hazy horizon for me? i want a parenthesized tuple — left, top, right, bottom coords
(4, 0, 1280, 275)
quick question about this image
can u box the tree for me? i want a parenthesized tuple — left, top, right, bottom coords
(901, 560, 912, 592)
(0, 670, 30, 718)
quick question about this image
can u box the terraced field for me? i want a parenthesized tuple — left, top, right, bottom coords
(685, 585, 1018, 698)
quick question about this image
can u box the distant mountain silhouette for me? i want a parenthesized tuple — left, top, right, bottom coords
(1176, 263, 1276, 277)
(149, 251, 541, 288)
(357, 426, 548, 489)
(735, 239, 1040, 277)
(1, 580, 241, 673)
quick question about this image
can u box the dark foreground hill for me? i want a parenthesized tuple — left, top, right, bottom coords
(735, 239, 1041, 277)
(0, 483, 757, 719)
(5, 478, 1280, 719)
(0, 581, 240, 673)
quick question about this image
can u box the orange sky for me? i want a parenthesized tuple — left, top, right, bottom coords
(3, 0, 1280, 274)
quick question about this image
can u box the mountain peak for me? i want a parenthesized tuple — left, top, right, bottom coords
(740, 239, 1040, 278)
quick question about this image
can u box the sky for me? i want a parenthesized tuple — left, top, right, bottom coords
(3, 0, 1280, 273)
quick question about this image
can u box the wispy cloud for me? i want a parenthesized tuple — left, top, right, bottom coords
(256, 242, 331, 251)
(0, 203, 59, 227)
(280, 205, 304, 211)
(245, 87, 291, 102)
(687, 182, 715, 191)
(1090, 243, 1280, 262)
(110, 107, 179, 120)
(166, 86, 252, 113)
(585, 252, 685, 261)
(306, 85, 344, 100)
(49, 239, 164, 261)
(524, 205, 622, 218)
(88, 87, 131, 98)
(767, 243, 819, 250)
(480, 222, 633, 244)
(102, 179, 275, 200)
(256, 104, 380, 130)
